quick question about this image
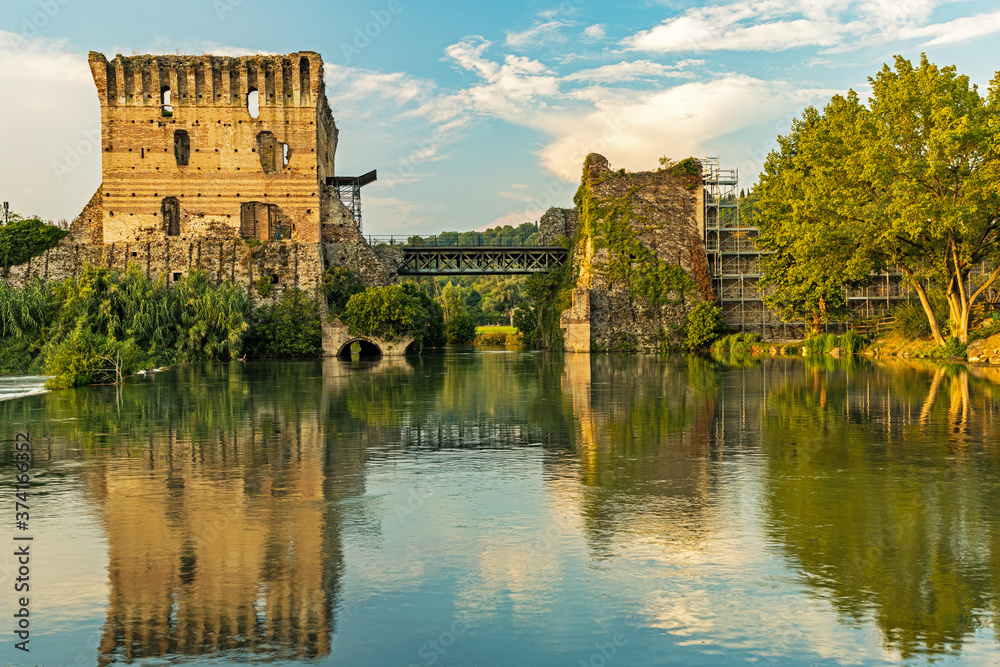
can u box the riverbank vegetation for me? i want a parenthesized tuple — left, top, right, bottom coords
(754, 54, 1000, 348)
(1, 265, 255, 388)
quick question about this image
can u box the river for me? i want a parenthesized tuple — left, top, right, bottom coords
(2, 352, 1000, 666)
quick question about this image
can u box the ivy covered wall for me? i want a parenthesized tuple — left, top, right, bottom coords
(542, 153, 715, 352)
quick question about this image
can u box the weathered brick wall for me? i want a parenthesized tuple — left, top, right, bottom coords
(7, 50, 400, 309)
(561, 153, 712, 352)
(320, 186, 395, 287)
(69, 187, 105, 245)
(7, 238, 325, 305)
(88, 51, 333, 245)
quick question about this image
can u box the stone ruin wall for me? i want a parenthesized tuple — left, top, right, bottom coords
(542, 154, 713, 352)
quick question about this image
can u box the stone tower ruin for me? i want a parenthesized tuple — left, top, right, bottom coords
(86, 51, 336, 246)
(10, 50, 389, 297)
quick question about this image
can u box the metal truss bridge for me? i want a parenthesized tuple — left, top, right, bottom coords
(367, 236, 568, 276)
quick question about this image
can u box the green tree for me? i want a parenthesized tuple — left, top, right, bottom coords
(756, 55, 1000, 345)
(682, 301, 723, 350)
(440, 282, 463, 323)
(245, 288, 322, 358)
(0, 214, 69, 275)
(755, 98, 879, 332)
(402, 283, 446, 347)
(323, 266, 364, 317)
(512, 305, 537, 341)
(343, 284, 445, 349)
(447, 313, 476, 344)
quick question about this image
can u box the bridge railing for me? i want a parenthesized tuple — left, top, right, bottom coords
(367, 233, 547, 248)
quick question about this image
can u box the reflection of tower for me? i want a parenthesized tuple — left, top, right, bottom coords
(87, 367, 362, 663)
(562, 353, 596, 482)
(561, 356, 721, 552)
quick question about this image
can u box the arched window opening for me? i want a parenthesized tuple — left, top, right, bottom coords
(162, 197, 180, 237)
(247, 89, 259, 119)
(173, 130, 190, 166)
(282, 143, 290, 168)
(161, 87, 172, 117)
(299, 57, 310, 105)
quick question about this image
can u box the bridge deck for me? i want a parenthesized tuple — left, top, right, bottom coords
(397, 246, 568, 275)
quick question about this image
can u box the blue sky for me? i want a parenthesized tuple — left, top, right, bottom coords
(2, 0, 999, 235)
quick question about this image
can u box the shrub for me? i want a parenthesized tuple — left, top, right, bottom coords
(942, 336, 968, 359)
(447, 312, 477, 345)
(323, 266, 364, 316)
(254, 275, 273, 298)
(891, 301, 932, 338)
(343, 284, 445, 350)
(35, 265, 251, 388)
(803, 333, 837, 355)
(474, 331, 509, 347)
(402, 283, 446, 348)
(245, 288, 322, 358)
(512, 306, 537, 339)
(891, 297, 949, 339)
(684, 301, 724, 350)
(838, 329, 866, 355)
(0, 216, 68, 274)
(802, 330, 868, 356)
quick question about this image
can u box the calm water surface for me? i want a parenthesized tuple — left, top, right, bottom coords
(2, 353, 1000, 666)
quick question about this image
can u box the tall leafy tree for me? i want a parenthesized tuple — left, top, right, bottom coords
(755, 99, 875, 332)
(756, 55, 1000, 345)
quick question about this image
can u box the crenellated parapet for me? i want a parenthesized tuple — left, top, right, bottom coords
(87, 51, 325, 109)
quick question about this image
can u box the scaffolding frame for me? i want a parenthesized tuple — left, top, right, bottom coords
(702, 157, 912, 339)
(326, 169, 377, 233)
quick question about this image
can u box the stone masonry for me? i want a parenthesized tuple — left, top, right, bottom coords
(545, 153, 713, 352)
(8, 51, 393, 306)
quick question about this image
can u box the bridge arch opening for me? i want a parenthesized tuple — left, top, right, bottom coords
(337, 339, 382, 359)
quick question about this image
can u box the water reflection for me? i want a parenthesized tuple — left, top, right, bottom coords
(561, 355, 723, 556)
(759, 359, 1000, 659)
(3, 354, 1000, 664)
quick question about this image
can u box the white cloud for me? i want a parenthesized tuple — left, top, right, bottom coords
(897, 8, 1000, 46)
(0, 32, 99, 221)
(532, 76, 839, 181)
(564, 59, 699, 83)
(859, 0, 938, 26)
(506, 20, 572, 48)
(498, 190, 540, 203)
(622, 0, 977, 53)
(446, 38, 560, 121)
(582, 24, 606, 40)
(625, 10, 858, 52)
(437, 38, 837, 184)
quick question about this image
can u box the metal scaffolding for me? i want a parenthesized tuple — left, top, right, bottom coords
(702, 157, 914, 339)
(703, 157, 806, 339)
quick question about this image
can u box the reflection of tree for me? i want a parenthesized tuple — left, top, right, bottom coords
(760, 361, 1000, 659)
